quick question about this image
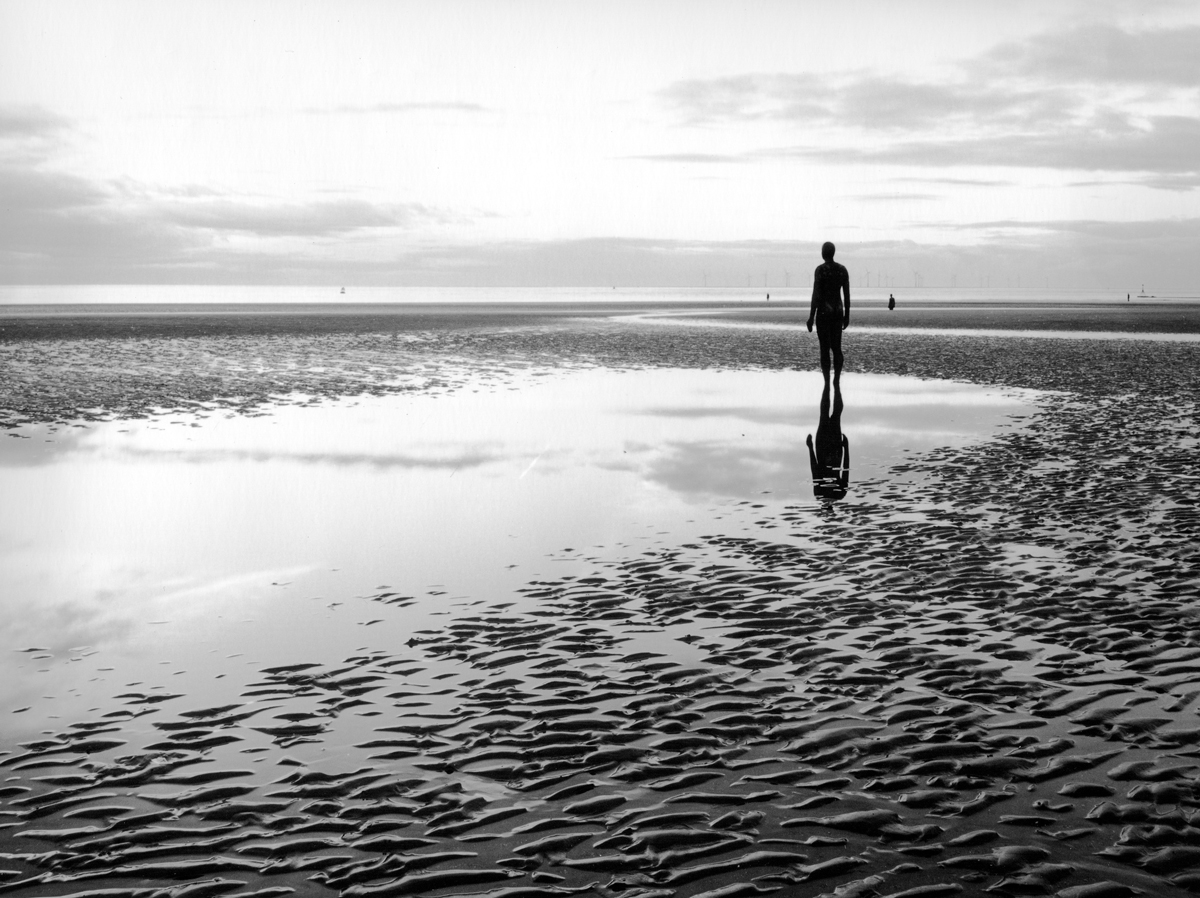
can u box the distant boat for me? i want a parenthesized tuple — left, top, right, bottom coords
(340, 287, 346, 294)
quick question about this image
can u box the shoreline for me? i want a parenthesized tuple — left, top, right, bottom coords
(3, 305, 1199, 430)
(3, 300, 1200, 343)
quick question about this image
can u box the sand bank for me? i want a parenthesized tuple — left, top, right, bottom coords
(2, 305, 1199, 898)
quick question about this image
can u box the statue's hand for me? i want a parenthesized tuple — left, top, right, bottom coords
(806, 318, 813, 333)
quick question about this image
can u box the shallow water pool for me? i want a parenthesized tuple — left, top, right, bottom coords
(0, 367, 1038, 739)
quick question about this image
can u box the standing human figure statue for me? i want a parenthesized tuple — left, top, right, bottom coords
(888, 293, 895, 310)
(806, 242, 850, 384)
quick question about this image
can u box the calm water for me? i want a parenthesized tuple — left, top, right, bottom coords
(0, 367, 1037, 740)
(2, 284, 1196, 306)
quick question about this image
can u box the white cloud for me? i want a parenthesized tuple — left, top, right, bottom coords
(310, 102, 491, 115)
(0, 106, 71, 139)
(984, 23, 1200, 86)
(2, 6, 1198, 288)
(757, 114, 1200, 181)
(0, 116, 461, 282)
(160, 198, 443, 237)
(652, 22, 1200, 186)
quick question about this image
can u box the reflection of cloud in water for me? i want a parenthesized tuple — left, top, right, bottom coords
(635, 375, 1037, 500)
(114, 446, 502, 471)
(9, 588, 139, 656)
(643, 439, 806, 501)
(0, 426, 90, 468)
(851, 379, 1038, 407)
(846, 379, 1037, 447)
(635, 405, 799, 426)
(153, 566, 315, 606)
(0, 367, 1042, 731)
(2, 561, 307, 658)
(0, 563, 309, 731)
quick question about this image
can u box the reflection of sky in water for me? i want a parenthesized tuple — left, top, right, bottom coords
(621, 311, 1200, 343)
(0, 368, 1038, 734)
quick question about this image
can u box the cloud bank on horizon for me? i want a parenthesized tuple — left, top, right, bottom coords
(1, 0, 1198, 291)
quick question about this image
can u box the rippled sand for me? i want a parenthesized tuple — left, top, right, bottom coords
(2, 302, 1200, 898)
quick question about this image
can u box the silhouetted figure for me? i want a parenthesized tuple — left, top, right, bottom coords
(888, 293, 895, 310)
(806, 242, 850, 384)
(807, 378, 849, 501)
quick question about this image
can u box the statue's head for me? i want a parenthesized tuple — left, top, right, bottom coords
(821, 242, 836, 261)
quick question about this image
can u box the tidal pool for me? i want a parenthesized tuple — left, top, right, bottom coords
(0, 367, 1038, 740)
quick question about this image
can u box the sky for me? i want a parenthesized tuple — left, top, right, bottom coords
(2, 0, 1199, 290)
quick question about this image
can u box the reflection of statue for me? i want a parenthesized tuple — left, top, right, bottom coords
(807, 379, 849, 501)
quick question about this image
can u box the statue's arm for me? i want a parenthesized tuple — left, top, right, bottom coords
(807, 272, 818, 330)
(842, 268, 851, 328)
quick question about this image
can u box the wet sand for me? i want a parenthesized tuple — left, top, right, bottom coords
(2, 301, 1200, 898)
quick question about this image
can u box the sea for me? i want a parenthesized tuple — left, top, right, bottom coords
(1, 284, 1197, 306)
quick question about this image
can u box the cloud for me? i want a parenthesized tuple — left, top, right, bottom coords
(498, 225, 1200, 292)
(643, 439, 803, 500)
(161, 198, 441, 237)
(1070, 171, 1200, 192)
(659, 73, 829, 125)
(852, 193, 941, 202)
(0, 105, 77, 170)
(654, 22, 1200, 183)
(830, 219, 1200, 291)
(2, 84, 1194, 290)
(658, 72, 1073, 133)
(0, 145, 454, 282)
(405, 237, 816, 288)
(123, 446, 501, 471)
(0, 102, 462, 282)
(759, 113, 1200, 176)
(661, 25, 1200, 127)
(0, 106, 72, 141)
(1135, 171, 1200, 191)
(272, 226, 1200, 292)
(309, 101, 489, 115)
(0, 165, 108, 214)
(0, 161, 200, 277)
(6, 221, 1200, 289)
(951, 217, 1200, 242)
(835, 79, 1074, 133)
(985, 23, 1200, 86)
(896, 176, 1014, 187)
(624, 152, 747, 164)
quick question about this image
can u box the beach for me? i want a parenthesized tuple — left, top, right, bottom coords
(3, 298, 1200, 898)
